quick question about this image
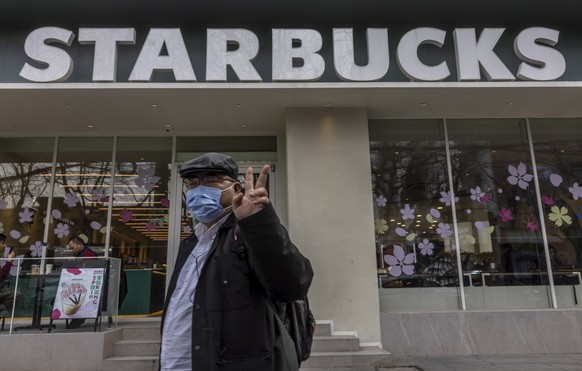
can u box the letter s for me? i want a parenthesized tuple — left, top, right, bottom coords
(515, 27, 565, 81)
(19, 27, 75, 82)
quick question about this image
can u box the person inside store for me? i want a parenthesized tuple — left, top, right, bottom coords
(423, 241, 458, 287)
(160, 152, 313, 371)
(499, 242, 519, 285)
(0, 234, 21, 318)
(64, 236, 98, 329)
(67, 236, 97, 258)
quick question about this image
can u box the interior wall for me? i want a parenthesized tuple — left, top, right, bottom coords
(285, 107, 381, 344)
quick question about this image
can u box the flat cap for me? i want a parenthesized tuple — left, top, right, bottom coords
(179, 152, 239, 180)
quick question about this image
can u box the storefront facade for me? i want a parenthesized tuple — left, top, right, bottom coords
(3, 0, 582, 356)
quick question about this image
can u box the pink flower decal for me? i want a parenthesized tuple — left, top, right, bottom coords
(0, 199, 8, 210)
(66, 268, 82, 275)
(145, 221, 157, 231)
(119, 208, 133, 222)
(527, 222, 539, 232)
(542, 195, 554, 206)
(498, 207, 514, 222)
(161, 198, 170, 208)
(384, 245, 415, 277)
(51, 309, 61, 319)
(478, 194, 491, 203)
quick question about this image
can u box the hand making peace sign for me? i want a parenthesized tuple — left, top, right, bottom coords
(233, 165, 270, 220)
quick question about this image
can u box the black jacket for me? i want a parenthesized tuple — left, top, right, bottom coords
(162, 205, 313, 371)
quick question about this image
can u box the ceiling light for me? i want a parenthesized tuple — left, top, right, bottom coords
(507, 102, 513, 106)
(420, 102, 427, 107)
(64, 104, 71, 108)
(164, 124, 171, 128)
(87, 123, 94, 128)
(236, 103, 242, 108)
(152, 103, 158, 107)
(324, 103, 331, 107)
(241, 123, 247, 128)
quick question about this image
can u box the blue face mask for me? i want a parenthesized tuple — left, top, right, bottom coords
(185, 184, 233, 223)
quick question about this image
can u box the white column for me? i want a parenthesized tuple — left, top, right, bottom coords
(286, 108, 381, 344)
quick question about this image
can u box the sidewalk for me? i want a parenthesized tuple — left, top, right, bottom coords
(386, 353, 582, 370)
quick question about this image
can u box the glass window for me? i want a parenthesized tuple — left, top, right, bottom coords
(531, 119, 582, 308)
(447, 119, 551, 309)
(0, 137, 55, 265)
(48, 137, 114, 255)
(112, 137, 172, 316)
(370, 120, 461, 311)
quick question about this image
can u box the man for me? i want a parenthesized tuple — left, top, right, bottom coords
(65, 236, 97, 329)
(161, 153, 313, 371)
(0, 234, 19, 318)
(67, 236, 97, 258)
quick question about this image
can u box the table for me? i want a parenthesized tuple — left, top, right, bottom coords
(13, 272, 61, 332)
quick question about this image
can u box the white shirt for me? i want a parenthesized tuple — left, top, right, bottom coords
(160, 215, 229, 371)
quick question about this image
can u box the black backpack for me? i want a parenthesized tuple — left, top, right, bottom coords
(283, 296, 316, 363)
(232, 225, 316, 364)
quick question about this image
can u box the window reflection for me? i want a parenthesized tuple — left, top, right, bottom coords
(0, 138, 55, 264)
(48, 137, 114, 255)
(369, 119, 578, 311)
(370, 120, 460, 308)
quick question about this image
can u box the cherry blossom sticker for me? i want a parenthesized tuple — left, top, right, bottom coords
(498, 207, 514, 222)
(507, 162, 533, 190)
(63, 191, 79, 207)
(90, 221, 102, 230)
(548, 206, 572, 227)
(0, 199, 8, 210)
(135, 166, 161, 192)
(19, 207, 34, 223)
(542, 195, 554, 206)
(384, 245, 415, 277)
(400, 204, 415, 220)
(9, 230, 21, 239)
(54, 223, 70, 238)
(120, 208, 133, 222)
(160, 198, 170, 208)
(29, 241, 43, 257)
(145, 221, 157, 231)
(375, 219, 388, 235)
(51, 209, 62, 220)
(376, 195, 387, 207)
(395, 227, 407, 237)
(569, 182, 582, 200)
(418, 239, 435, 256)
(439, 191, 458, 206)
(470, 186, 485, 201)
(550, 174, 563, 187)
(436, 223, 452, 239)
